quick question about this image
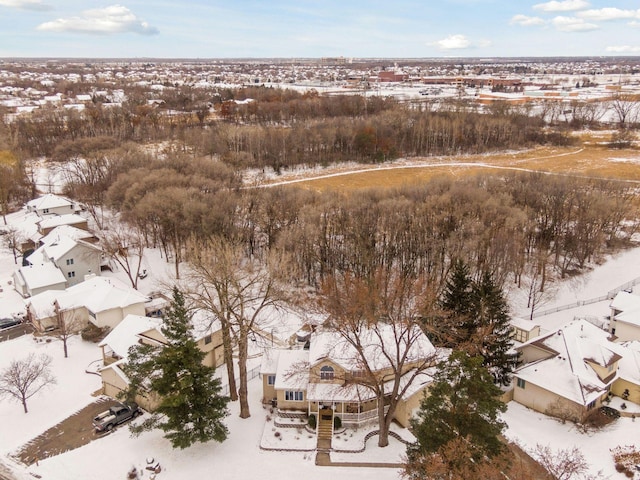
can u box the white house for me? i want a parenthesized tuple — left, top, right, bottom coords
(12, 262, 68, 298)
(23, 232, 102, 288)
(26, 193, 78, 216)
(26, 275, 149, 332)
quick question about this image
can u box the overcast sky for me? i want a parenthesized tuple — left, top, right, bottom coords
(1, 0, 640, 58)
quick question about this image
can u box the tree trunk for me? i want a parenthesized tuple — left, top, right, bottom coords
(238, 329, 250, 419)
(63, 338, 68, 358)
(377, 396, 390, 447)
(221, 315, 238, 402)
(22, 397, 28, 414)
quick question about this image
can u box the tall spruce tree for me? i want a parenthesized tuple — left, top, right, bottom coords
(408, 351, 506, 465)
(431, 259, 475, 347)
(123, 287, 229, 449)
(472, 270, 517, 386)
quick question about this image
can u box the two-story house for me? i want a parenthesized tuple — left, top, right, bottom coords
(261, 325, 437, 428)
(98, 312, 225, 411)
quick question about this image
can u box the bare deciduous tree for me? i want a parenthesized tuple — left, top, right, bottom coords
(0, 353, 56, 413)
(100, 220, 146, 289)
(318, 268, 439, 447)
(533, 444, 593, 480)
(53, 305, 85, 358)
(185, 236, 285, 418)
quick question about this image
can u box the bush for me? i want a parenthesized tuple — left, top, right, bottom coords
(333, 416, 342, 429)
(308, 414, 316, 429)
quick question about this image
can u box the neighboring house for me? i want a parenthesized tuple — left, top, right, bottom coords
(609, 291, 640, 342)
(26, 193, 78, 216)
(510, 317, 541, 344)
(12, 262, 67, 298)
(98, 312, 225, 411)
(611, 340, 640, 405)
(261, 325, 437, 428)
(513, 320, 622, 422)
(26, 275, 149, 332)
(26, 233, 102, 287)
(36, 214, 89, 236)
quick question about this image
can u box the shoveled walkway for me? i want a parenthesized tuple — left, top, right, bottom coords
(314, 418, 402, 468)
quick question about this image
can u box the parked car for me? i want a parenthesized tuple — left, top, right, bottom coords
(0, 317, 21, 331)
(93, 402, 142, 432)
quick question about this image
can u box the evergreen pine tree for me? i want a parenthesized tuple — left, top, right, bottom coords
(408, 351, 506, 464)
(433, 259, 475, 346)
(124, 287, 229, 449)
(471, 271, 517, 386)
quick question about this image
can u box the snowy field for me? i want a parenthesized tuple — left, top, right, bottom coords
(1, 203, 640, 478)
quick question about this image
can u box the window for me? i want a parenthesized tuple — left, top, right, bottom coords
(67, 271, 75, 278)
(66, 258, 74, 265)
(285, 391, 303, 401)
(587, 400, 596, 410)
(267, 375, 276, 386)
(516, 378, 526, 389)
(204, 334, 212, 345)
(320, 365, 334, 380)
(43, 208, 49, 214)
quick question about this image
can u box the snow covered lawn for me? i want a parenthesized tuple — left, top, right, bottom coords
(503, 402, 640, 479)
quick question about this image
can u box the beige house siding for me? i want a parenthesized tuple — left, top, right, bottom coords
(611, 378, 640, 405)
(100, 366, 160, 411)
(395, 387, 428, 428)
(196, 330, 224, 368)
(276, 389, 307, 410)
(92, 303, 146, 330)
(611, 320, 640, 342)
(309, 360, 346, 385)
(585, 360, 618, 382)
(263, 374, 277, 403)
(513, 378, 602, 422)
(519, 345, 555, 364)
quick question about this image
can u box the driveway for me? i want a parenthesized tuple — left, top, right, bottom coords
(13, 397, 123, 466)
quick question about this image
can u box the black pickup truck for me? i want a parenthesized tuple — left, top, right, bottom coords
(93, 402, 142, 432)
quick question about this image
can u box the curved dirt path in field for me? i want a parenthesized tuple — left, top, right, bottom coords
(252, 148, 640, 188)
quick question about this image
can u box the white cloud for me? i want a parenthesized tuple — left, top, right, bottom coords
(0, 0, 51, 10)
(430, 34, 471, 50)
(37, 4, 158, 35)
(533, 0, 590, 13)
(605, 45, 640, 53)
(510, 14, 545, 26)
(552, 16, 598, 32)
(578, 8, 640, 21)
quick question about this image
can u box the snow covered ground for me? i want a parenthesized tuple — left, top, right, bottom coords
(1, 204, 640, 479)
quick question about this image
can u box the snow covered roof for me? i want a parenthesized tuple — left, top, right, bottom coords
(27, 232, 100, 266)
(308, 324, 436, 372)
(273, 349, 309, 391)
(99, 314, 163, 360)
(510, 317, 539, 332)
(614, 341, 640, 386)
(57, 276, 149, 314)
(515, 319, 620, 405)
(25, 290, 59, 318)
(26, 193, 74, 212)
(40, 225, 96, 244)
(610, 291, 640, 313)
(37, 214, 86, 230)
(17, 263, 66, 291)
